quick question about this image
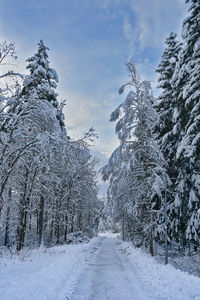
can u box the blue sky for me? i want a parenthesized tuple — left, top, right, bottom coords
(0, 0, 188, 166)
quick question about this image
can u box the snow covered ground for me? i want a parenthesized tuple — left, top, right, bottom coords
(0, 237, 100, 300)
(71, 234, 200, 300)
(0, 233, 200, 300)
(118, 240, 200, 300)
(154, 243, 200, 278)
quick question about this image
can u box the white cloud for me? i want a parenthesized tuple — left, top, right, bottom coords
(123, 18, 133, 42)
(62, 90, 120, 158)
(99, 0, 187, 61)
(122, 17, 136, 59)
(128, 0, 187, 48)
(123, 0, 187, 50)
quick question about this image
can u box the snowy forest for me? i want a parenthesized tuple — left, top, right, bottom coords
(0, 0, 199, 261)
(101, 0, 200, 256)
(0, 40, 101, 251)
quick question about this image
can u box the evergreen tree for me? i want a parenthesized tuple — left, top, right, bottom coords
(155, 33, 182, 169)
(172, 0, 200, 249)
(21, 39, 65, 128)
(154, 33, 182, 243)
(21, 40, 58, 104)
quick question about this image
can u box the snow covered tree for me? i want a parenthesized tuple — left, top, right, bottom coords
(21, 40, 58, 104)
(154, 33, 182, 243)
(0, 98, 100, 249)
(171, 0, 200, 249)
(155, 33, 182, 169)
(0, 40, 100, 250)
(102, 62, 167, 254)
(20, 39, 65, 128)
(12, 40, 66, 247)
(0, 41, 25, 216)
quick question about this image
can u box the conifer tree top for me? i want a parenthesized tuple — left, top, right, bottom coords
(21, 39, 59, 107)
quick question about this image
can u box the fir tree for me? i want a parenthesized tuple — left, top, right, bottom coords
(154, 33, 182, 243)
(155, 32, 182, 168)
(21, 39, 65, 128)
(172, 0, 200, 248)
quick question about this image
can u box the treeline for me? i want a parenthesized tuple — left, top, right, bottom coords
(102, 0, 200, 254)
(0, 40, 100, 251)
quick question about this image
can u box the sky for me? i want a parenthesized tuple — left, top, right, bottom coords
(0, 0, 189, 194)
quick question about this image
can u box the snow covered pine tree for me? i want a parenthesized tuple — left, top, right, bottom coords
(171, 0, 200, 251)
(20, 39, 65, 128)
(154, 33, 182, 244)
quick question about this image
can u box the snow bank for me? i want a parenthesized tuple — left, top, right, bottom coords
(118, 241, 200, 300)
(0, 237, 101, 300)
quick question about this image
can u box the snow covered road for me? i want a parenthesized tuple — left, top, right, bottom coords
(71, 235, 156, 300)
(71, 234, 200, 300)
(1, 234, 200, 300)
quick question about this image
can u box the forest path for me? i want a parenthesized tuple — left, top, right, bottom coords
(70, 234, 158, 300)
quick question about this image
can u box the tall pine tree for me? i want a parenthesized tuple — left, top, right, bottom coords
(154, 33, 182, 243)
(21, 39, 65, 128)
(172, 0, 200, 249)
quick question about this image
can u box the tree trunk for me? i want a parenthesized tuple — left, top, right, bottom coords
(122, 212, 125, 241)
(16, 210, 27, 251)
(149, 227, 154, 256)
(38, 194, 45, 246)
(4, 206, 10, 246)
(64, 214, 68, 242)
(4, 188, 12, 247)
(78, 212, 82, 231)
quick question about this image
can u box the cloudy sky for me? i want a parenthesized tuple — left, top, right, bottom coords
(0, 0, 189, 193)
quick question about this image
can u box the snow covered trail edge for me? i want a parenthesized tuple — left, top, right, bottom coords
(118, 240, 200, 300)
(0, 237, 102, 300)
